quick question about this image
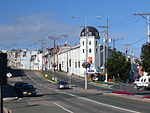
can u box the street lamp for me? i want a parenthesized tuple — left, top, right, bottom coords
(70, 16, 101, 89)
(48, 35, 68, 81)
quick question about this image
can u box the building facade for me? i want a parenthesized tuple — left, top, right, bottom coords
(7, 26, 115, 78)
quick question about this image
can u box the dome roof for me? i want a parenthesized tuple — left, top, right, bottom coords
(80, 26, 100, 39)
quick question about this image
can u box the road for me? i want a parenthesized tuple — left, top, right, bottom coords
(3, 69, 150, 113)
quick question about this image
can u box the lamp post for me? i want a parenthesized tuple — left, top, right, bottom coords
(70, 16, 101, 89)
(48, 35, 68, 81)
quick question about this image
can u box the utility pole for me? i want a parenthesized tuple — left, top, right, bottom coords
(99, 18, 109, 82)
(48, 35, 68, 81)
(39, 38, 45, 70)
(0, 53, 7, 113)
(85, 16, 88, 90)
(134, 13, 150, 43)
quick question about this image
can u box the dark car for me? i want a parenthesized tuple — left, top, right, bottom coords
(18, 84, 37, 97)
(57, 81, 69, 89)
(14, 82, 36, 97)
(14, 81, 29, 91)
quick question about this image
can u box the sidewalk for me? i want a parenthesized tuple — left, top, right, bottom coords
(4, 107, 11, 113)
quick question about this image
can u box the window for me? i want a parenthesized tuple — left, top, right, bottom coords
(89, 49, 91, 53)
(78, 61, 80, 67)
(69, 59, 71, 66)
(82, 32, 85, 36)
(89, 41, 91, 45)
(61, 61, 64, 67)
(96, 48, 98, 53)
(82, 41, 84, 46)
(75, 62, 77, 68)
(144, 79, 146, 82)
(23, 51, 26, 57)
(89, 32, 92, 36)
(83, 49, 84, 53)
(96, 41, 98, 46)
(95, 32, 98, 37)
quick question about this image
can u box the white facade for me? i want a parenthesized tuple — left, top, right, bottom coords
(56, 26, 101, 77)
(57, 45, 81, 76)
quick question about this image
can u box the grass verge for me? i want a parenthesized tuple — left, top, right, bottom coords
(35, 71, 56, 82)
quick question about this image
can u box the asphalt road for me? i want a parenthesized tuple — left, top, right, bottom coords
(3, 69, 150, 113)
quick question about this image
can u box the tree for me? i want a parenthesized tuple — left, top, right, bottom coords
(105, 51, 131, 81)
(141, 42, 150, 75)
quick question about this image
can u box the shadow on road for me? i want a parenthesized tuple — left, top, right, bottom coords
(3, 84, 17, 98)
(10, 69, 26, 77)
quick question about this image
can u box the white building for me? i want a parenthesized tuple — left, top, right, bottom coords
(55, 26, 101, 77)
(7, 49, 44, 70)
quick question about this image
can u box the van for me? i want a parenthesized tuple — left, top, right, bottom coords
(133, 76, 150, 90)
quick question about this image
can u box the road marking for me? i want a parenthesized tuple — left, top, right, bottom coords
(63, 92, 140, 113)
(54, 102, 74, 113)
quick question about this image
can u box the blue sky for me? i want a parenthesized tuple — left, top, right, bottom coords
(0, 0, 150, 58)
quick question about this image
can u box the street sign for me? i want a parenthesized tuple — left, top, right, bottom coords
(7, 73, 12, 78)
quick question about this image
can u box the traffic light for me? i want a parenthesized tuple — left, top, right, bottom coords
(0, 53, 7, 85)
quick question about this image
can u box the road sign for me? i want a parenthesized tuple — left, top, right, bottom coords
(7, 72, 12, 78)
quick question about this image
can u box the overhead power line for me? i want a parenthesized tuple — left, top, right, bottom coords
(109, 15, 142, 28)
(88, 15, 143, 29)
(117, 36, 147, 47)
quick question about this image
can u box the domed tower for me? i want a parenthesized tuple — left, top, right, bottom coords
(80, 26, 100, 75)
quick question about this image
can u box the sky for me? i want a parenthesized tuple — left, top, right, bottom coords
(0, 0, 150, 58)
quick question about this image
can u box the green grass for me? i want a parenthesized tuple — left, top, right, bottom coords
(39, 71, 56, 82)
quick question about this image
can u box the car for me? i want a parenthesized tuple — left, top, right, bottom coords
(18, 84, 37, 97)
(14, 81, 29, 91)
(14, 81, 37, 97)
(57, 81, 69, 89)
(133, 76, 150, 90)
(92, 75, 104, 81)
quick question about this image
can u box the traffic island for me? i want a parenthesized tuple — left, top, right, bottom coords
(112, 91, 135, 95)
(143, 95, 150, 99)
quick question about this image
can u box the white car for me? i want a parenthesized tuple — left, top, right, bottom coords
(133, 76, 150, 90)
(57, 81, 69, 89)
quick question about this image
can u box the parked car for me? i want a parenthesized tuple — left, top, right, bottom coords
(14, 82, 37, 97)
(57, 80, 69, 89)
(133, 76, 150, 90)
(92, 75, 104, 81)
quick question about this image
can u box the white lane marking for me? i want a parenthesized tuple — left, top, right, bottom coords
(54, 102, 74, 113)
(63, 92, 140, 113)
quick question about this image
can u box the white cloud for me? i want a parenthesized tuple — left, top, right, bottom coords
(0, 13, 80, 49)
